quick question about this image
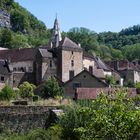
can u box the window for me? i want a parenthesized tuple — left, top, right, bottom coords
(89, 66, 93, 74)
(71, 60, 74, 67)
(50, 60, 52, 67)
(69, 70, 74, 79)
(13, 67, 16, 71)
(21, 67, 26, 72)
(1, 76, 4, 82)
(28, 67, 33, 72)
(73, 82, 81, 89)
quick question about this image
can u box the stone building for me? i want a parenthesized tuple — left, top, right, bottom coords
(0, 17, 117, 88)
(105, 60, 140, 85)
(0, 59, 12, 88)
(64, 70, 108, 98)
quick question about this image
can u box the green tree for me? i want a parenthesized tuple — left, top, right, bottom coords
(0, 28, 13, 48)
(105, 75, 116, 85)
(19, 82, 35, 98)
(0, 85, 15, 101)
(58, 90, 140, 140)
(42, 77, 63, 98)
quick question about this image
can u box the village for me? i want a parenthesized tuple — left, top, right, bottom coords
(0, 1, 140, 139)
(0, 17, 140, 100)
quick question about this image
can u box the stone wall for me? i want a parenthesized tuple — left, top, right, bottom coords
(13, 72, 35, 87)
(0, 106, 51, 133)
(61, 49, 83, 82)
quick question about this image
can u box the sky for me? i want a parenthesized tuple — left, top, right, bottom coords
(15, 0, 140, 33)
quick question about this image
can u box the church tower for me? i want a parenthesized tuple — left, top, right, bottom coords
(51, 16, 62, 48)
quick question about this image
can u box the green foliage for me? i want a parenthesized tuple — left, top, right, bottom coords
(58, 90, 140, 140)
(105, 75, 116, 85)
(135, 82, 140, 89)
(122, 43, 140, 61)
(0, 0, 50, 48)
(27, 129, 48, 140)
(124, 79, 134, 88)
(0, 28, 12, 48)
(0, 85, 15, 101)
(19, 82, 35, 98)
(42, 77, 63, 98)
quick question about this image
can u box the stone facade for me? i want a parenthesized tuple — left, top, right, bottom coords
(0, 106, 50, 133)
(64, 70, 108, 98)
(0, 18, 117, 89)
(60, 48, 83, 82)
(105, 60, 140, 84)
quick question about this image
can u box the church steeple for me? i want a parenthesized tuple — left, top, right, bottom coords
(51, 16, 62, 48)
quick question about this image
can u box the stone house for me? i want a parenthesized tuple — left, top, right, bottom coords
(64, 70, 108, 99)
(83, 51, 122, 84)
(0, 59, 12, 88)
(0, 48, 37, 87)
(105, 60, 140, 85)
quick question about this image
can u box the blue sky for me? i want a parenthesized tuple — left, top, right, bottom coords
(15, 0, 140, 33)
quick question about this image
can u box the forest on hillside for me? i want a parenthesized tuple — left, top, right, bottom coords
(0, 0, 140, 61)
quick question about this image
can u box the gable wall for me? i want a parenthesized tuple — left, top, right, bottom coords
(64, 71, 108, 98)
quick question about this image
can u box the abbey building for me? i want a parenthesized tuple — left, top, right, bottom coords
(0, 18, 121, 89)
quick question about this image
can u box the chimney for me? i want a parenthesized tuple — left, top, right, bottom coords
(114, 61, 119, 70)
(78, 43, 81, 47)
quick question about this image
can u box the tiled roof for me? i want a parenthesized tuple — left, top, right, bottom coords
(60, 37, 82, 50)
(94, 57, 111, 71)
(39, 49, 52, 58)
(105, 60, 139, 71)
(76, 88, 137, 100)
(64, 69, 108, 86)
(0, 48, 37, 62)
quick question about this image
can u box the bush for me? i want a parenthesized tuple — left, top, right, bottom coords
(0, 85, 15, 101)
(135, 82, 140, 89)
(19, 82, 36, 99)
(32, 95, 39, 102)
(58, 90, 140, 140)
(42, 77, 63, 99)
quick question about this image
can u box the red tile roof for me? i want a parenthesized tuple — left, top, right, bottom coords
(76, 88, 137, 99)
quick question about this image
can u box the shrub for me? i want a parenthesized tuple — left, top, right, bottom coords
(19, 82, 36, 99)
(58, 90, 140, 140)
(42, 77, 63, 99)
(135, 82, 140, 89)
(0, 85, 15, 101)
(105, 75, 116, 85)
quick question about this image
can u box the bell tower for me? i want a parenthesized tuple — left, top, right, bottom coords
(51, 16, 62, 48)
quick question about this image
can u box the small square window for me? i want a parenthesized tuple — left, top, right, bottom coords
(73, 82, 81, 89)
(1, 76, 4, 82)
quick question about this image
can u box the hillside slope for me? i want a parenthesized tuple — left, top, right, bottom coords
(0, 0, 51, 48)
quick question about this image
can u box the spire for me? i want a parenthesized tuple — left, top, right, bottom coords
(51, 15, 62, 48)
